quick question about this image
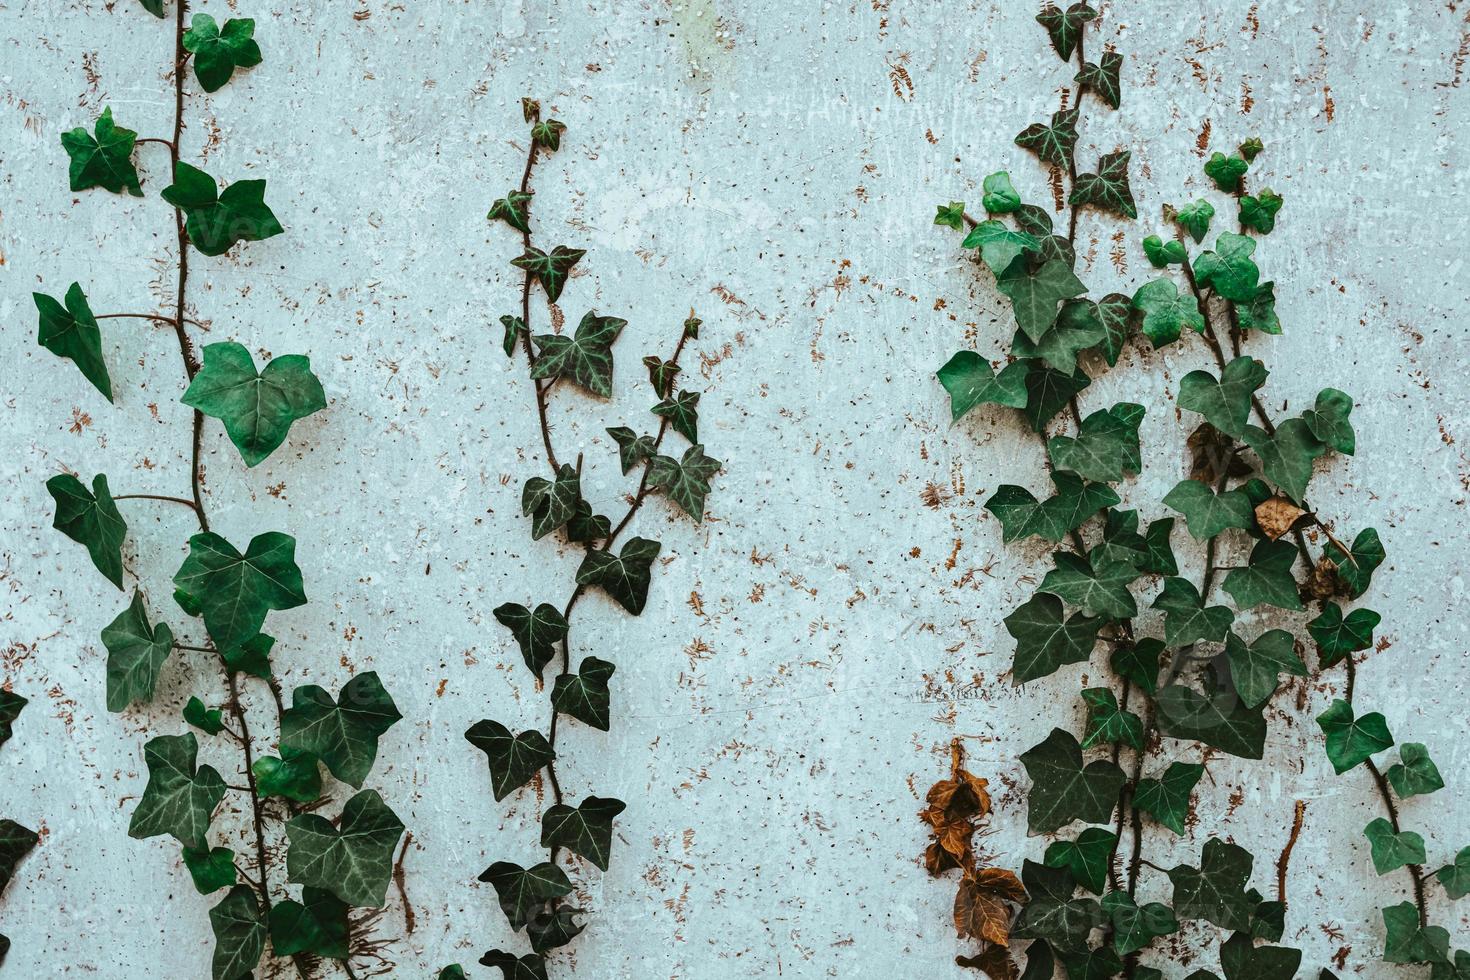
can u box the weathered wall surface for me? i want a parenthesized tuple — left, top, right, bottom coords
(2, 0, 1468, 976)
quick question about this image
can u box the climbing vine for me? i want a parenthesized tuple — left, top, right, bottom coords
(36, 2, 405, 976)
(0, 691, 37, 968)
(446, 100, 720, 980)
(924, 4, 1465, 978)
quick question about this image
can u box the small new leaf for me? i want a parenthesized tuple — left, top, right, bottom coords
(981, 171, 1021, 214)
(1203, 152, 1249, 192)
(1036, 2, 1097, 60)
(252, 749, 322, 803)
(1302, 388, 1355, 455)
(531, 118, 567, 151)
(1173, 199, 1215, 243)
(963, 219, 1042, 274)
(934, 201, 965, 230)
(1325, 527, 1384, 599)
(1193, 232, 1260, 302)
(183, 845, 236, 895)
(183, 696, 225, 736)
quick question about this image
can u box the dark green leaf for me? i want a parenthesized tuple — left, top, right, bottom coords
(479, 950, 549, 980)
(209, 885, 266, 980)
(1132, 278, 1204, 346)
(1325, 527, 1384, 599)
(221, 632, 274, 679)
(1039, 552, 1139, 620)
(1101, 890, 1178, 955)
(269, 886, 349, 960)
(1111, 639, 1163, 696)
(1080, 687, 1143, 749)
(1044, 827, 1117, 894)
(101, 592, 174, 711)
(1057, 945, 1123, 980)
(1076, 51, 1123, 109)
(1219, 932, 1301, 980)
(648, 444, 721, 522)
(1036, 2, 1097, 60)
(1223, 539, 1304, 611)
(1194, 232, 1260, 302)
(161, 162, 283, 256)
(1071, 151, 1137, 219)
(1242, 419, 1325, 504)
(541, 796, 627, 871)
(1143, 235, 1186, 268)
(1364, 817, 1426, 875)
(529, 311, 625, 396)
(526, 904, 584, 953)
(183, 845, 236, 895)
(1014, 859, 1102, 953)
(1437, 848, 1470, 900)
(1134, 761, 1203, 835)
(34, 283, 113, 400)
(575, 537, 661, 614)
(1019, 728, 1125, 833)
(279, 672, 402, 788)
(182, 342, 325, 467)
(1239, 188, 1283, 234)
(139, 0, 165, 15)
(439, 967, 468, 980)
(488, 189, 534, 234)
(652, 389, 701, 443)
(465, 720, 554, 800)
(1095, 293, 1132, 366)
(0, 821, 39, 893)
(1168, 838, 1254, 931)
(986, 471, 1119, 545)
(479, 861, 573, 931)
(0, 691, 26, 751)
(1387, 743, 1444, 799)
(284, 789, 404, 907)
(1302, 388, 1355, 455)
(642, 354, 681, 398)
(1156, 685, 1265, 759)
(512, 245, 585, 304)
(1162, 479, 1254, 542)
(1225, 629, 1305, 708)
(174, 530, 306, 652)
(494, 602, 569, 678)
(1173, 200, 1215, 243)
(607, 426, 657, 474)
(501, 314, 527, 357)
(531, 118, 567, 151)
(1178, 356, 1268, 438)
(129, 732, 226, 850)
(183, 696, 225, 735)
(1012, 299, 1107, 375)
(1306, 602, 1380, 668)
(252, 749, 322, 803)
(1023, 361, 1091, 432)
(936, 352, 1029, 421)
(998, 257, 1088, 344)
(183, 14, 261, 92)
(47, 473, 127, 588)
(1153, 576, 1233, 646)
(61, 107, 141, 195)
(1383, 901, 1450, 964)
(1015, 204, 1054, 237)
(520, 463, 581, 540)
(1005, 593, 1103, 684)
(1015, 107, 1081, 171)
(1047, 402, 1144, 482)
(551, 657, 614, 731)
(1317, 698, 1393, 774)
(1203, 152, 1249, 192)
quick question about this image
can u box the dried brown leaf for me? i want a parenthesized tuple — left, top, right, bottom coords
(955, 877, 1012, 945)
(956, 944, 1019, 979)
(1255, 495, 1307, 540)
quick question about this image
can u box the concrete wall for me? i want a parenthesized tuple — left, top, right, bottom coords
(1, 0, 1467, 976)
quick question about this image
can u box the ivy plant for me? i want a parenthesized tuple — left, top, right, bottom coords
(0, 692, 37, 967)
(455, 99, 722, 980)
(38, 4, 404, 976)
(925, 5, 1463, 977)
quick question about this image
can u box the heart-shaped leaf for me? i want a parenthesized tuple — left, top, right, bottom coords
(465, 720, 554, 801)
(284, 789, 405, 907)
(182, 342, 326, 467)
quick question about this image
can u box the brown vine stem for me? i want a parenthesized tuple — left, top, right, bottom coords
(1343, 656, 1429, 927)
(1275, 799, 1307, 906)
(513, 129, 561, 473)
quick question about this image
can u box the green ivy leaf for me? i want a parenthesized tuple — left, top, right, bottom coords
(1023, 361, 1091, 432)
(183, 14, 262, 92)
(1134, 761, 1203, 835)
(1044, 827, 1116, 895)
(531, 118, 567, 151)
(501, 314, 527, 357)
(1178, 356, 1268, 438)
(438, 967, 468, 980)
(1203, 152, 1249, 192)
(986, 472, 1119, 545)
(936, 353, 1029, 421)
(208, 885, 266, 980)
(1019, 728, 1125, 833)
(1364, 817, 1427, 875)
(1057, 946, 1123, 980)
(479, 951, 549, 980)
(34, 283, 112, 401)
(1131, 278, 1204, 346)
(1162, 479, 1254, 542)
(526, 905, 584, 953)
(0, 821, 39, 893)
(1431, 951, 1470, 980)
(480, 860, 573, 931)
(183, 845, 236, 895)
(1110, 639, 1163, 696)
(1012, 298, 1108, 375)
(1013, 860, 1100, 953)
(1071, 151, 1137, 219)
(252, 748, 322, 803)
(493, 602, 569, 679)
(1015, 107, 1081, 171)
(47, 473, 126, 589)
(182, 342, 326, 467)
(129, 732, 226, 850)
(512, 245, 585, 304)
(221, 633, 274, 680)
(101, 592, 174, 712)
(139, 0, 165, 17)
(1168, 838, 1254, 931)
(1080, 687, 1143, 749)
(1307, 602, 1380, 667)
(174, 530, 306, 650)
(652, 389, 701, 443)
(1239, 188, 1283, 234)
(981, 171, 1021, 214)
(1237, 281, 1281, 334)
(1153, 577, 1232, 646)
(1242, 419, 1325, 504)
(279, 672, 402, 789)
(575, 537, 661, 614)
(1383, 901, 1450, 964)
(1219, 932, 1301, 980)
(1076, 51, 1123, 109)
(1101, 891, 1178, 956)
(529, 311, 625, 396)
(1301, 388, 1355, 455)
(465, 720, 554, 800)
(284, 789, 405, 907)
(183, 696, 225, 736)
(488, 189, 534, 234)
(1225, 629, 1305, 708)
(1193, 232, 1260, 302)
(1047, 402, 1144, 483)
(161, 162, 283, 256)
(607, 426, 657, 474)
(1156, 685, 1264, 759)
(963, 219, 1042, 273)
(551, 657, 614, 731)
(1039, 550, 1140, 620)
(566, 500, 609, 544)
(1143, 235, 1186, 268)
(269, 886, 349, 960)
(540, 796, 627, 871)
(1325, 527, 1384, 599)
(998, 258, 1088, 344)
(648, 445, 721, 522)
(1238, 137, 1264, 161)
(1437, 848, 1470, 900)
(1173, 200, 1215, 243)
(61, 107, 141, 196)
(1094, 293, 1132, 366)
(1387, 743, 1444, 799)
(934, 201, 966, 230)
(642, 355, 681, 398)
(0, 691, 26, 751)
(1005, 593, 1103, 685)
(1223, 539, 1304, 611)
(1317, 698, 1393, 774)
(1036, 2, 1097, 60)
(520, 464, 581, 540)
